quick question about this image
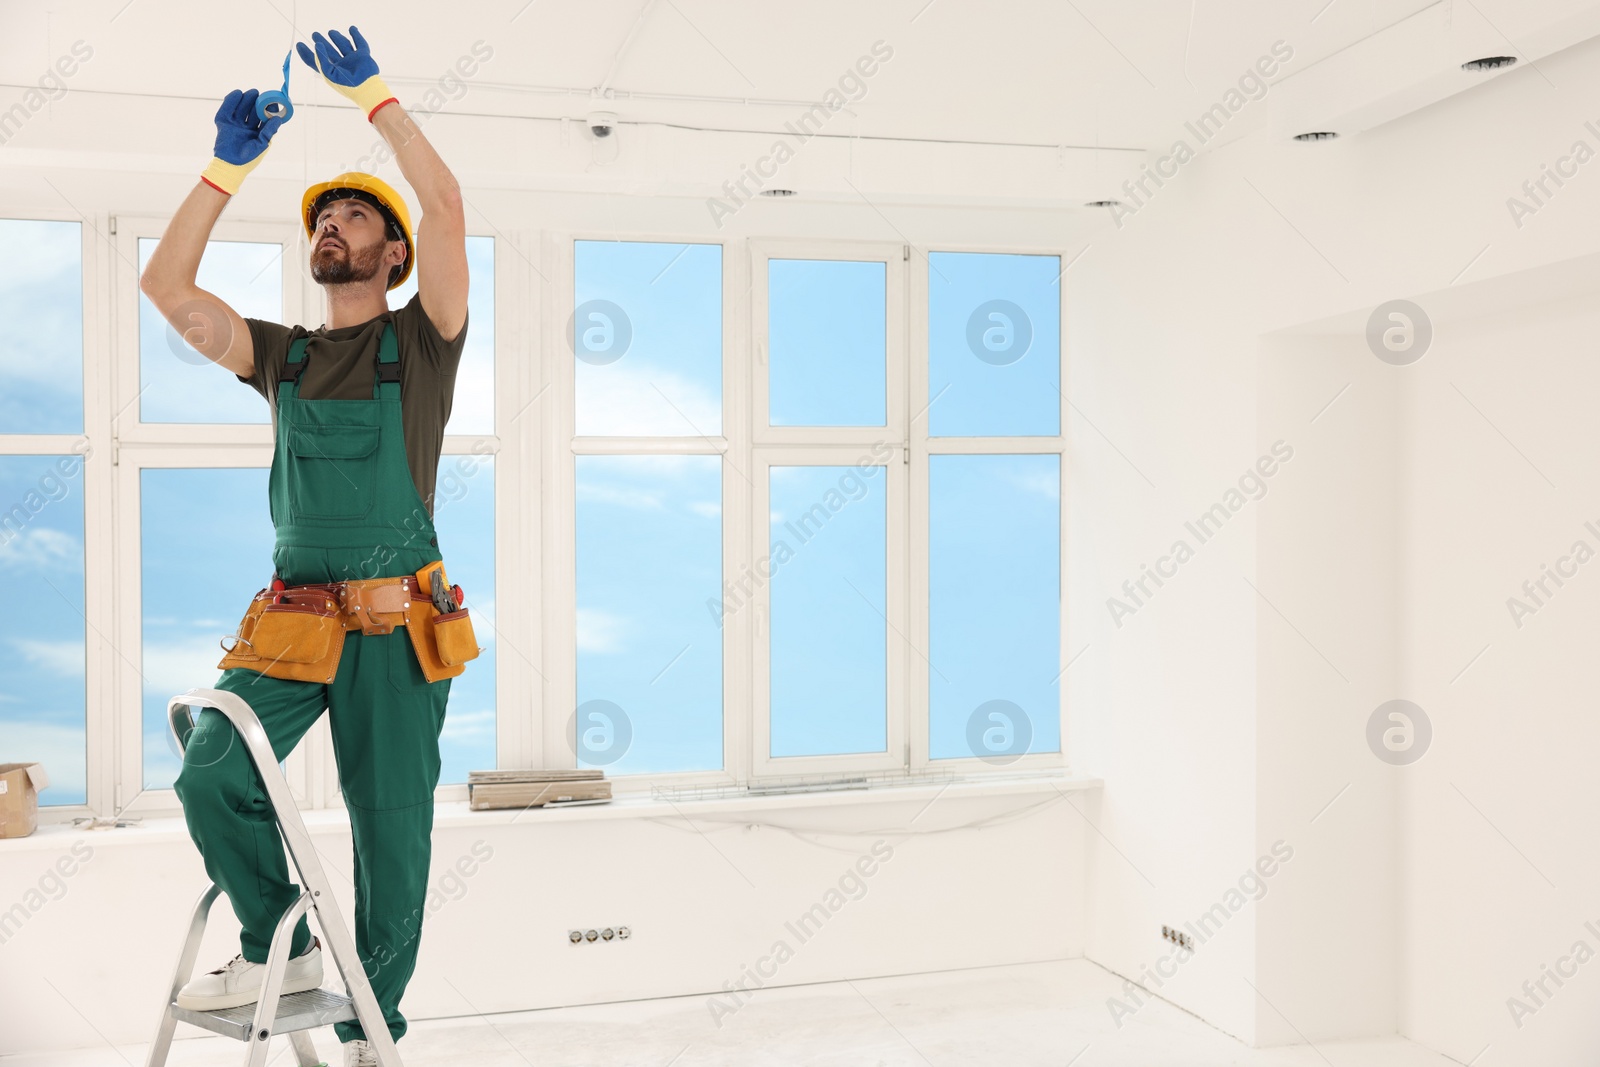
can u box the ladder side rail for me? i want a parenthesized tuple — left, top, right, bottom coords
(168, 688, 405, 1067)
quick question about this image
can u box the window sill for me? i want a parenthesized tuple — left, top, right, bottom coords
(6, 771, 1101, 853)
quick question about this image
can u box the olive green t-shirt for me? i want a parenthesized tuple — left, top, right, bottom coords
(240, 293, 468, 516)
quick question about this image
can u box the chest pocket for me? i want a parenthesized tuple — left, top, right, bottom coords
(286, 423, 380, 522)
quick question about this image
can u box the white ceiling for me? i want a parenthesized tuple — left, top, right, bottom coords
(5, 0, 1600, 204)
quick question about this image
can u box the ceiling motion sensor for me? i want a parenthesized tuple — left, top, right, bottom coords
(1462, 55, 1518, 71)
(1293, 131, 1339, 142)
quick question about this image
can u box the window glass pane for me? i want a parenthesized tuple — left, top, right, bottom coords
(390, 235, 494, 434)
(929, 454, 1061, 761)
(576, 455, 722, 774)
(141, 469, 272, 790)
(0, 220, 83, 434)
(574, 241, 721, 437)
(430, 453, 495, 783)
(928, 252, 1061, 437)
(138, 239, 281, 424)
(769, 259, 886, 426)
(769, 464, 887, 757)
(0, 454, 88, 805)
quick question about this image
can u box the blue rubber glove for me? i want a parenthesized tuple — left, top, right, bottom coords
(296, 27, 396, 121)
(200, 88, 288, 196)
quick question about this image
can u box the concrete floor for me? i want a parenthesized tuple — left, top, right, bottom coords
(2, 959, 1452, 1067)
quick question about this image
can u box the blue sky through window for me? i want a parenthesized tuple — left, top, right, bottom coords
(1, 455, 88, 806)
(575, 455, 723, 775)
(929, 252, 1061, 437)
(138, 238, 281, 425)
(929, 454, 1061, 759)
(770, 464, 888, 758)
(0, 220, 82, 434)
(430, 453, 496, 783)
(141, 468, 273, 791)
(390, 235, 495, 434)
(574, 241, 722, 437)
(769, 259, 886, 427)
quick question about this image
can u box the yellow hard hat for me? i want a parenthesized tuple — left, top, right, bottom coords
(300, 172, 414, 291)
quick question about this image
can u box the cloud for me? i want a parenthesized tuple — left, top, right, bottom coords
(577, 482, 666, 511)
(141, 635, 229, 698)
(574, 364, 719, 437)
(576, 607, 626, 654)
(13, 638, 85, 677)
(1004, 464, 1061, 500)
(686, 501, 721, 519)
(0, 526, 81, 570)
(0, 720, 87, 799)
(441, 708, 494, 742)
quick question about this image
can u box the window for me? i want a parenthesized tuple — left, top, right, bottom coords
(929, 454, 1061, 761)
(0, 454, 89, 806)
(139, 468, 272, 790)
(573, 240, 722, 437)
(565, 240, 1062, 785)
(1, 220, 83, 434)
(0, 218, 88, 808)
(119, 223, 500, 814)
(570, 241, 725, 775)
(575, 455, 722, 774)
(389, 234, 496, 435)
(927, 251, 1061, 437)
(925, 252, 1063, 764)
(768, 259, 887, 427)
(19, 209, 1066, 825)
(767, 463, 888, 757)
(430, 451, 496, 784)
(136, 238, 282, 424)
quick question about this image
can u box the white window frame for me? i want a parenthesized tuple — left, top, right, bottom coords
(550, 231, 744, 794)
(751, 445, 909, 777)
(554, 234, 1067, 790)
(21, 213, 1068, 825)
(105, 218, 524, 816)
(914, 242, 1067, 775)
(750, 238, 907, 447)
(0, 211, 103, 822)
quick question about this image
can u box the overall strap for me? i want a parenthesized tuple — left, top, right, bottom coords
(279, 334, 311, 399)
(373, 320, 400, 400)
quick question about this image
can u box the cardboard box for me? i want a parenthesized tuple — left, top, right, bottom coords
(0, 763, 50, 839)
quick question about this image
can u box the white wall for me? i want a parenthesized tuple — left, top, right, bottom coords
(0, 784, 1084, 1056)
(1394, 283, 1600, 1062)
(1067, 28, 1600, 1049)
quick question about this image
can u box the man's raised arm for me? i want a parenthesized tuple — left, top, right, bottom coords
(299, 28, 468, 343)
(139, 89, 289, 380)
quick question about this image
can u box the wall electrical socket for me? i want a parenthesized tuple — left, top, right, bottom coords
(568, 925, 631, 944)
(1160, 924, 1194, 951)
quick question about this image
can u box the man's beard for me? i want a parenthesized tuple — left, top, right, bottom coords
(310, 236, 386, 285)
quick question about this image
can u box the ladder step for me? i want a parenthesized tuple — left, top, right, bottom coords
(168, 988, 357, 1042)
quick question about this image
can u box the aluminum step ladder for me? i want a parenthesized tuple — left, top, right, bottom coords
(144, 687, 404, 1067)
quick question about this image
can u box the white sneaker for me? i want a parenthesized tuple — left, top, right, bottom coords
(175, 935, 323, 1011)
(344, 1038, 379, 1066)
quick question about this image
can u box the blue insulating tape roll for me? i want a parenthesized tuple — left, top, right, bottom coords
(255, 51, 293, 122)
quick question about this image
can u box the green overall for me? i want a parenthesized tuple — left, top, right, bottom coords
(172, 322, 449, 1046)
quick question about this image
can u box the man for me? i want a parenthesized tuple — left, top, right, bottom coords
(140, 27, 472, 1067)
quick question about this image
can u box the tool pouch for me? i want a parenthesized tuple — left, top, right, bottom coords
(404, 561, 481, 682)
(432, 608, 480, 667)
(218, 590, 345, 683)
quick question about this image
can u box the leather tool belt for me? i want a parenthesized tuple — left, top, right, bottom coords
(217, 561, 481, 684)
